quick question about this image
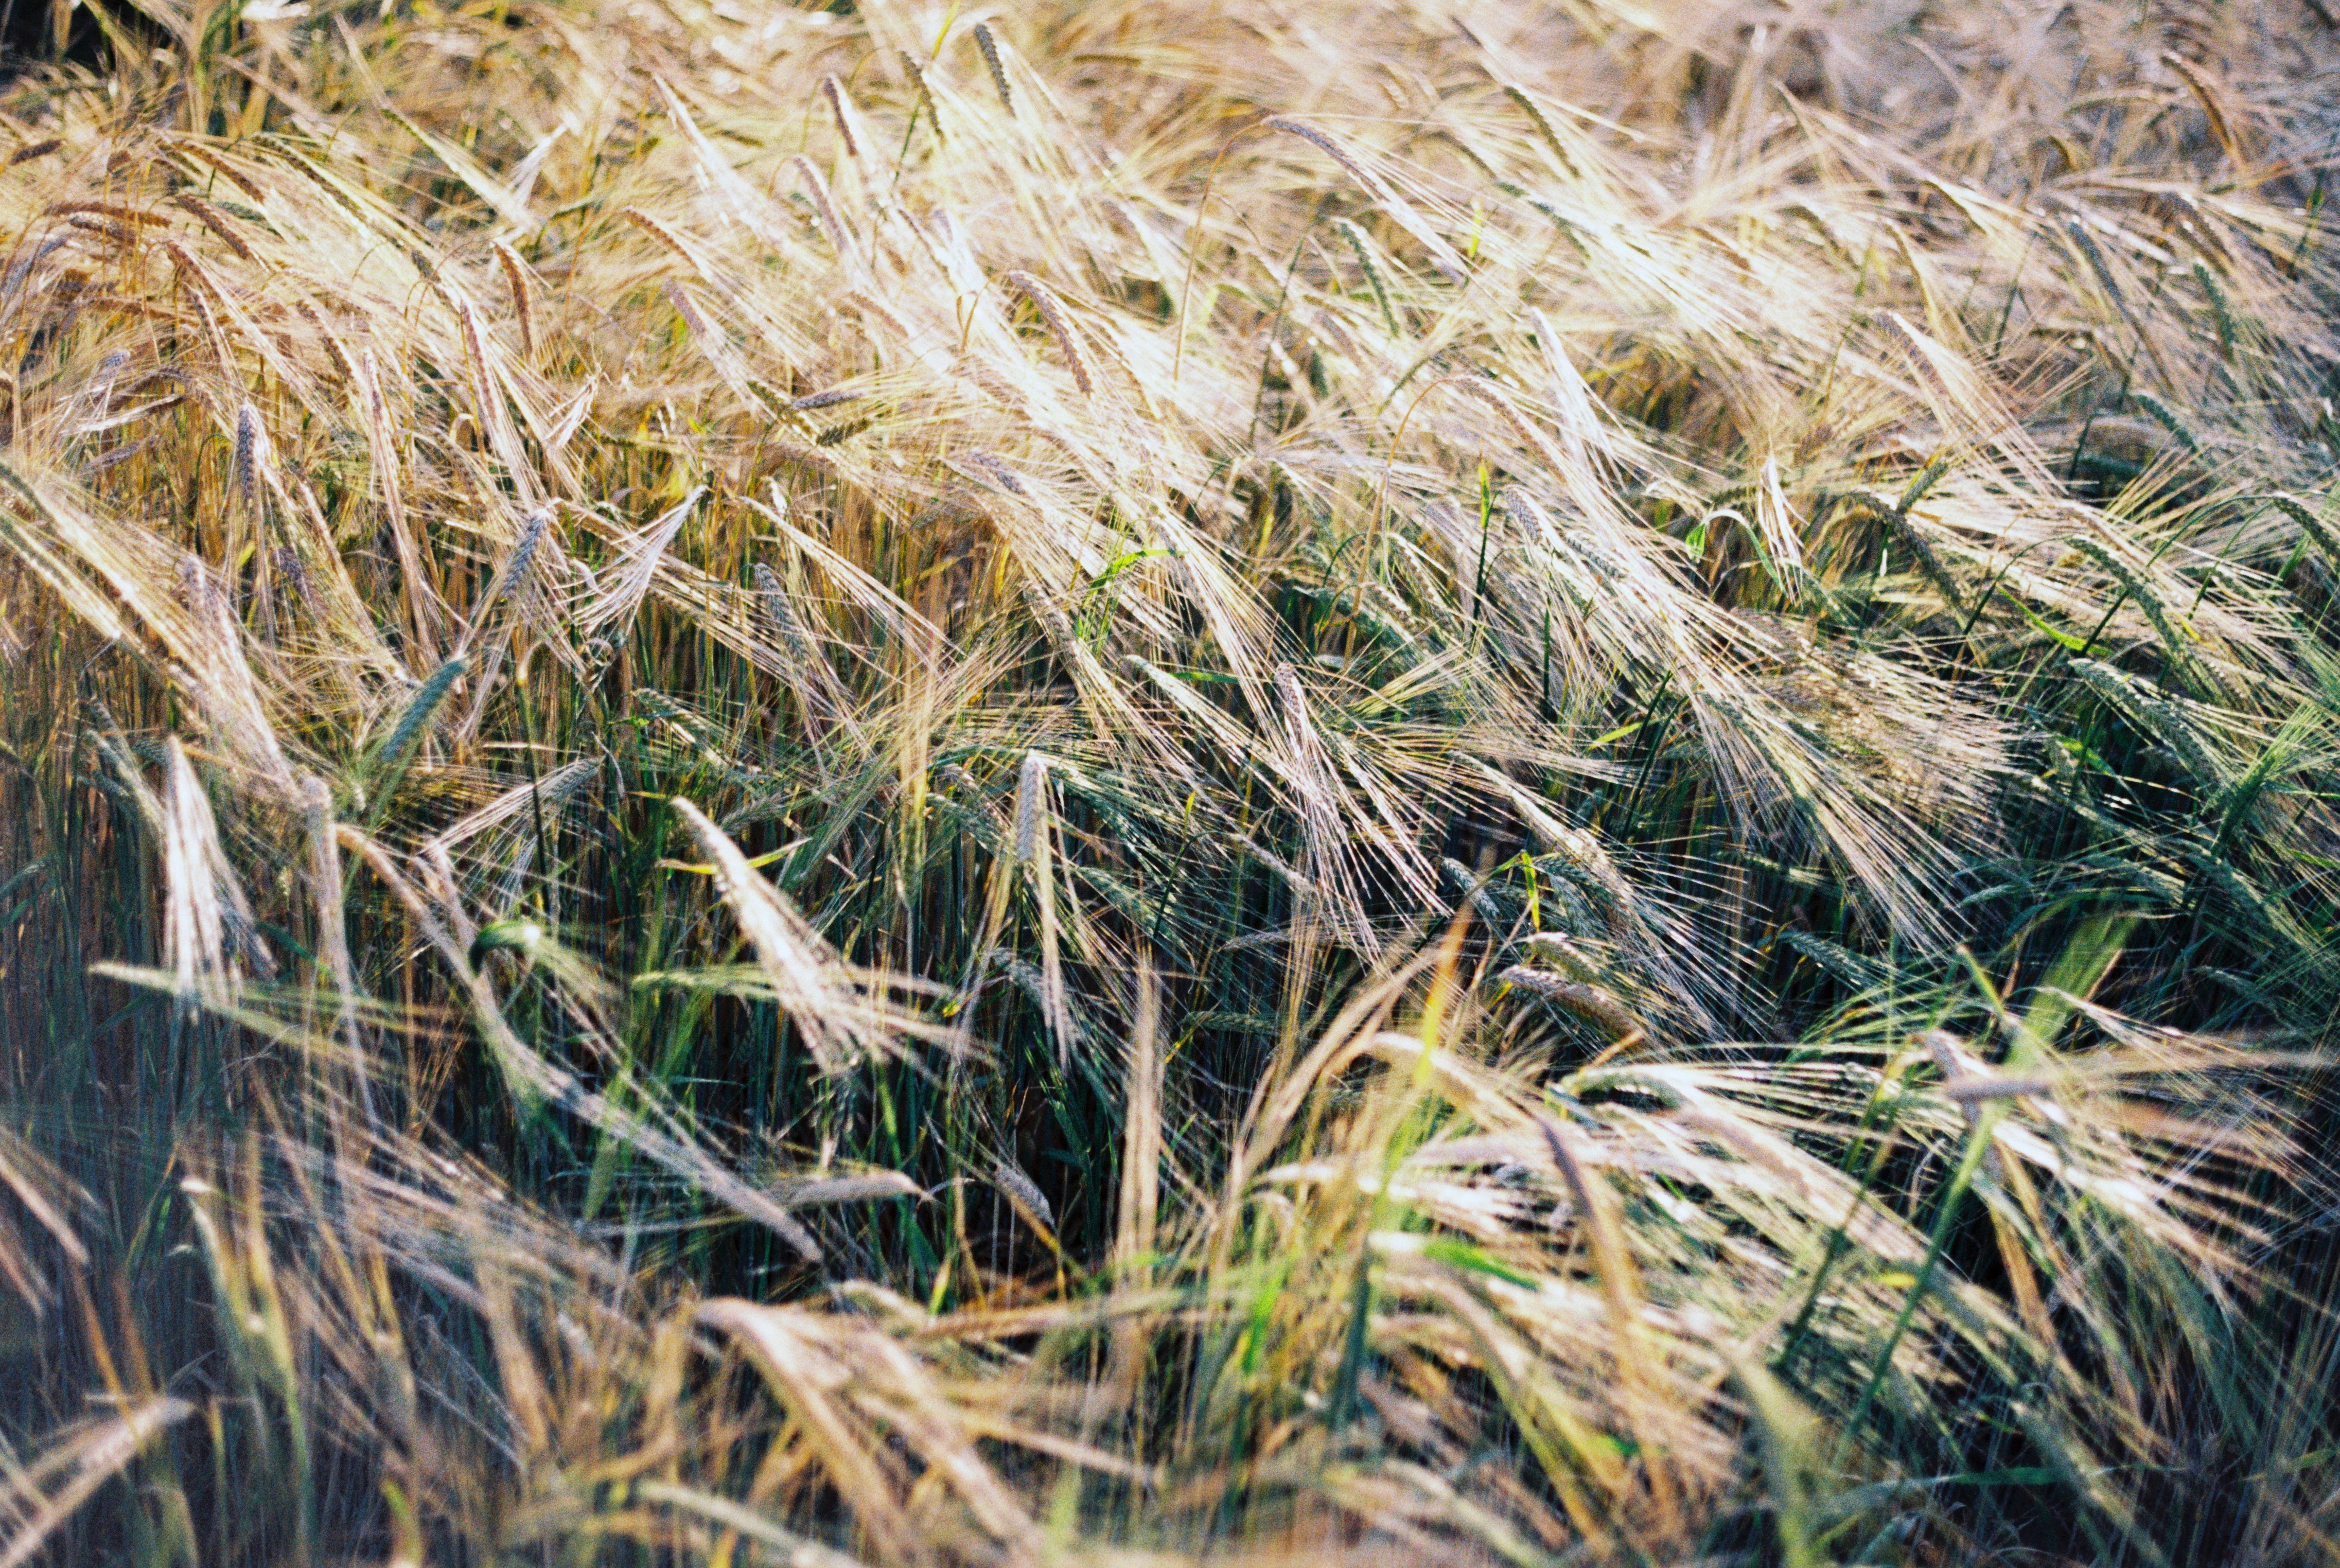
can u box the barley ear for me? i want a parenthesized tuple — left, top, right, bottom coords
(973, 23, 1015, 116)
(1000, 270, 1097, 397)
(492, 240, 535, 360)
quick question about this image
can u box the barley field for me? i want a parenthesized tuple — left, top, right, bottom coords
(0, 0, 2335, 1562)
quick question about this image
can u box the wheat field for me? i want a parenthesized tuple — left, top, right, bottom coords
(0, 0, 2336, 1562)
